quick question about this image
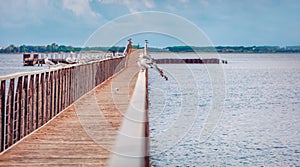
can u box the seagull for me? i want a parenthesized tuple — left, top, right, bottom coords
(57, 61, 67, 67)
(137, 40, 168, 80)
(137, 53, 168, 80)
(66, 57, 76, 64)
(44, 56, 55, 69)
(137, 57, 152, 72)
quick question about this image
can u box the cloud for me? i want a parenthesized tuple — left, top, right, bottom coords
(0, 0, 50, 28)
(63, 0, 98, 17)
(98, 0, 155, 13)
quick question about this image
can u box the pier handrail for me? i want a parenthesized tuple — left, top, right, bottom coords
(0, 56, 125, 81)
(108, 70, 149, 167)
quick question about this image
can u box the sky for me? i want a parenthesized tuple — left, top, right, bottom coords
(0, 0, 299, 47)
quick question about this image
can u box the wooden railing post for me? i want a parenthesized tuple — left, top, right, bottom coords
(6, 78, 14, 148)
(0, 80, 5, 152)
(22, 76, 28, 137)
(28, 75, 34, 133)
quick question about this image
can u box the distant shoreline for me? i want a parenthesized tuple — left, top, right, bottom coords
(0, 51, 300, 55)
(1, 44, 300, 54)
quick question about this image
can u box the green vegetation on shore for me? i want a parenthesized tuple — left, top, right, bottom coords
(1, 43, 300, 53)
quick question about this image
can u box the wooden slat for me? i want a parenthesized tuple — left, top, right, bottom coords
(79, 66, 82, 97)
(21, 75, 28, 138)
(28, 75, 34, 133)
(61, 69, 65, 110)
(35, 74, 40, 129)
(49, 71, 54, 119)
(0, 80, 5, 151)
(64, 69, 68, 107)
(101, 60, 105, 82)
(44, 73, 49, 123)
(15, 77, 22, 142)
(85, 65, 88, 93)
(53, 71, 57, 117)
(58, 70, 62, 113)
(56, 70, 62, 114)
(66, 68, 70, 107)
(69, 67, 74, 103)
(73, 67, 77, 101)
(39, 73, 45, 127)
(6, 78, 14, 148)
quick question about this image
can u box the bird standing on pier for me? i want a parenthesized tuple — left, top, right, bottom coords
(44, 56, 55, 69)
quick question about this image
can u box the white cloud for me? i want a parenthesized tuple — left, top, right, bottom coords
(0, 0, 104, 28)
(63, 0, 100, 18)
(143, 0, 155, 9)
(0, 0, 50, 28)
(98, 0, 155, 13)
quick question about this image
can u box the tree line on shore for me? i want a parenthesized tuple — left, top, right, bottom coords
(0, 43, 129, 53)
(1, 43, 300, 53)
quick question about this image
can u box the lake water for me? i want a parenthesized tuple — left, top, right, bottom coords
(148, 53, 300, 166)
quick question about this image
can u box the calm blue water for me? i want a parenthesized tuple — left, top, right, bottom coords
(148, 53, 300, 166)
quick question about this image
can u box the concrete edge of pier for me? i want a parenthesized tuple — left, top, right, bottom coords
(108, 70, 149, 167)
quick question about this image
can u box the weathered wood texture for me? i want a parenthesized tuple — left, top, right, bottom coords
(0, 50, 140, 166)
(0, 56, 126, 153)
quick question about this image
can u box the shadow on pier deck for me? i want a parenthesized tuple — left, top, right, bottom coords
(0, 50, 143, 166)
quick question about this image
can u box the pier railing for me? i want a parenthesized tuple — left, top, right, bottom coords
(0, 56, 126, 153)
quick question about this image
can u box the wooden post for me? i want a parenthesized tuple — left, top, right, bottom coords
(101, 60, 105, 82)
(35, 74, 40, 129)
(61, 69, 65, 110)
(6, 78, 14, 148)
(56, 70, 60, 115)
(45, 72, 49, 123)
(69, 68, 73, 104)
(0, 80, 5, 151)
(53, 71, 57, 117)
(40, 73, 45, 126)
(74, 67, 77, 101)
(28, 75, 34, 133)
(21, 76, 28, 138)
(65, 68, 70, 107)
(15, 77, 22, 142)
(58, 70, 62, 113)
(49, 71, 54, 119)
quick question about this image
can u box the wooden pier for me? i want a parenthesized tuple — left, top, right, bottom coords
(0, 48, 146, 166)
(0, 38, 228, 166)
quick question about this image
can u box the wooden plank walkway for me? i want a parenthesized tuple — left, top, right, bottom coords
(0, 50, 141, 166)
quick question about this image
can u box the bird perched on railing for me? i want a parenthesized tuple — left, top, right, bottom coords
(137, 40, 168, 80)
(66, 57, 76, 64)
(44, 56, 55, 69)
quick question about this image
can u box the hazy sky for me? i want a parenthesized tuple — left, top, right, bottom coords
(0, 0, 299, 47)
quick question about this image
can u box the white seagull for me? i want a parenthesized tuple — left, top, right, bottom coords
(137, 40, 168, 80)
(44, 56, 55, 69)
(66, 57, 76, 64)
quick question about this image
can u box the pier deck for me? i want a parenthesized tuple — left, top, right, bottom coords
(0, 50, 141, 166)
